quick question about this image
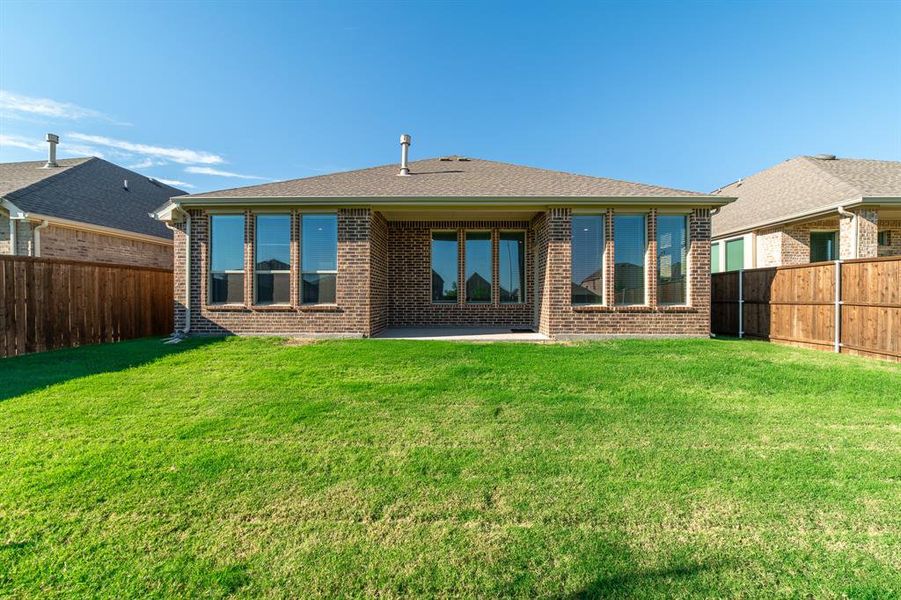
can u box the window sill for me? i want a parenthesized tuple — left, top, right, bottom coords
(205, 304, 248, 312)
(658, 305, 698, 313)
(299, 304, 340, 312)
(251, 304, 296, 312)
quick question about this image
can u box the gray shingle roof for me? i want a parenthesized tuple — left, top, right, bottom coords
(182, 157, 710, 200)
(712, 156, 901, 237)
(1, 157, 187, 239)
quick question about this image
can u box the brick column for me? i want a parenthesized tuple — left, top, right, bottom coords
(540, 208, 571, 335)
(840, 208, 879, 259)
(688, 208, 711, 310)
(171, 221, 187, 332)
(647, 209, 658, 307)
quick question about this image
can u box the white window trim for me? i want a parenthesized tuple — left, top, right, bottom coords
(571, 213, 606, 307)
(498, 229, 528, 305)
(299, 213, 338, 305)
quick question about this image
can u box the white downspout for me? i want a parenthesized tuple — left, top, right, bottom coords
(9, 216, 17, 256)
(33, 220, 50, 257)
(164, 206, 191, 335)
(837, 206, 857, 259)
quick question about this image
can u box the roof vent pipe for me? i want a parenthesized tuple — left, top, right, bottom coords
(398, 134, 412, 176)
(43, 133, 59, 168)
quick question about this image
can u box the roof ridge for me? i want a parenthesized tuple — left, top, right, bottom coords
(796, 155, 864, 198)
(5, 157, 98, 201)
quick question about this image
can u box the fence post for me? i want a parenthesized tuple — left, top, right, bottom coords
(738, 269, 744, 339)
(834, 260, 841, 353)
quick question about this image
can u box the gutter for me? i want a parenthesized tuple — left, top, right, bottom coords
(836, 205, 857, 259)
(33, 220, 50, 257)
(162, 204, 191, 336)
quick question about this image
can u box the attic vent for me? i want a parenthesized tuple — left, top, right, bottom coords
(813, 154, 837, 160)
(457, 157, 470, 162)
(439, 157, 453, 161)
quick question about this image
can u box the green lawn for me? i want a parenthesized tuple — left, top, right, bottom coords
(0, 337, 899, 598)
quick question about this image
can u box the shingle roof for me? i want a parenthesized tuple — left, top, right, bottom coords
(712, 156, 901, 237)
(182, 157, 710, 200)
(1, 157, 187, 239)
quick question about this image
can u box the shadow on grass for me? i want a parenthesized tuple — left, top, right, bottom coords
(0, 336, 222, 402)
(567, 561, 724, 598)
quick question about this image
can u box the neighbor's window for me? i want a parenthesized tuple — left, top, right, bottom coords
(255, 214, 291, 305)
(301, 214, 337, 304)
(877, 230, 891, 246)
(465, 231, 492, 303)
(431, 231, 458, 302)
(499, 231, 525, 303)
(657, 215, 688, 305)
(725, 238, 744, 272)
(711, 242, 721, 273)
(571, 215, 604, 305)
(209, 214, 245, 304)
(614, 214, 646, 305)
(810, 231, 838, 262)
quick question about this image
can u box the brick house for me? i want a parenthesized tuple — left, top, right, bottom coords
(153, 137, 732, 339)
(1, 136, 183, 268)
(711, 155, 901, 271)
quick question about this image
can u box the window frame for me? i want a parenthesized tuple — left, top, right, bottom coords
(208, 212, 246, 306)
(656, 213, 689, 307)
(464, 229, 493, 304)
(299, 212, 338, 306)
(570, 213, 606, 306)
(711, 241, 722, 273)
(724, 237, 745, 272)
(498, 229, 528, 305)
(809, 229, 839, 263)
(613, 212, 648, 307)
(430, 229, 460, 304)
(253, 213, 292, 306)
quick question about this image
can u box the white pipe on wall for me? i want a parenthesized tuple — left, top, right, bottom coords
(33, 220, 50, 257)
(164, 206, 191, 336)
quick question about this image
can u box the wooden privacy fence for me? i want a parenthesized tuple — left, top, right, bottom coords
(711, 256, 900, 361)
(0, 255, 173, 358)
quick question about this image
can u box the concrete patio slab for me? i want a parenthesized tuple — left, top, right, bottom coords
(375, 327, 550, 342)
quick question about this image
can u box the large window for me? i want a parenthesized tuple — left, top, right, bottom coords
(614, 214, 646, 305)
(301, 214, 337, 304)
(657, 215, 688, 305)
(255, 214, 291, 304)
(725, 238, 744, 272)
(711, 242, 722, 273)
(499, 231, 525, 303)
(571, 215, 605, 305)
(209, 214, 245, 304)
(810, 231, 838, 262)
(465, 231, 492, 303)
(431, 232, 458, 302)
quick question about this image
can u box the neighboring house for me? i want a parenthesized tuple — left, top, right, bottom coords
(711, 155, 901, 271)
(1, 135, 185, 268)
(153, 135, 732, 339)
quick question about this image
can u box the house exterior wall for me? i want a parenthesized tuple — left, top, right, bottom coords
(0, 214, 172, 267)
(734, 211, 899, 267)
(878, 219, 901, 257)
(386, 220, 534, 328)
(171, 205, 715, 338)
(535, 208, 711, 338)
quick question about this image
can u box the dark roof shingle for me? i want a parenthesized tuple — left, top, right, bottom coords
(1, 157, 186, 239)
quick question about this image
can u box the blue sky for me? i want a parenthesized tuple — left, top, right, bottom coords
(1, 1, 899, 193)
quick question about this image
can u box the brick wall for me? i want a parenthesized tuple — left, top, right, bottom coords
(535, 208, 711, 338)
(782, 217, 840, 265)
(171, 206, 715, 338)
(181, 208, 373, 336)
(878, 219, 901, 257)
(386, 220, 534, 327)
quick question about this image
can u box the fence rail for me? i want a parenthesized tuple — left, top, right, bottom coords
(0, 255, 173, 358)
(711, 256, 900, 361)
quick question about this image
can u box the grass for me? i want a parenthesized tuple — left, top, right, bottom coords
(0, 336, 899, 598)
